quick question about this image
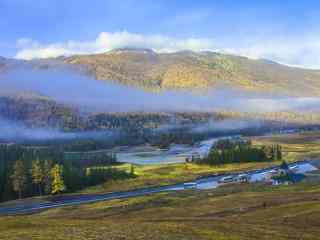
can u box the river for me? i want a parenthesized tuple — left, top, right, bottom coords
(117, 135, 240, 165)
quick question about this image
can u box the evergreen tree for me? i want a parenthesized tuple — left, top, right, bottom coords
(280, 160, 289, 170)
(51, 164, 66, 194)
(277, 145, 282, 160)
(10, 160, 27, 199)
(43, 160, 52, 194)
(272, 145, 275, 160)
(130, 164, 135, 176)
(31, 159, 44, 196)
(202, 139, 282, 165)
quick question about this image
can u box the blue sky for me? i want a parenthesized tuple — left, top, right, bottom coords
(1, 0, 320, 68)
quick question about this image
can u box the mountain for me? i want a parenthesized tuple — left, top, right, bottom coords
(64, 48, 320, 96)
(1, 51, 320, 136)
(2, 50, 320, 96)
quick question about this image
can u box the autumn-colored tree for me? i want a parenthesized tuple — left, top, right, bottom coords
(31, 159, 44, 196)
(51, 164, 66, 194)
(11, 160, 27, 199)
(85, 168, 91, 177)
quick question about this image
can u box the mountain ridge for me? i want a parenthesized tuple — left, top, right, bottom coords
(63, 49, 320, 96)
(1, 49, 320, 97)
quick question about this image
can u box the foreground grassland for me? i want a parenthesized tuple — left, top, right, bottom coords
(1, 183, 320, 240)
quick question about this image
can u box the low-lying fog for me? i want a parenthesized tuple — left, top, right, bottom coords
(0, 62, 319, 113)
(0, 118, 118, 141)
(0, 61, 319, 140)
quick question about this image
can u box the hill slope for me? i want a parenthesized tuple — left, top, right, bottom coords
(65, 48, 320, 96)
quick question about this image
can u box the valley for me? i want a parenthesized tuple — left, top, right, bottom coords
(1, 108, 320, 239)
(3, 2, 320, 239)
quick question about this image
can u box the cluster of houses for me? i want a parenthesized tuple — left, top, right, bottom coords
(182, 161, 317, 190)
(218, 161, 309, 186)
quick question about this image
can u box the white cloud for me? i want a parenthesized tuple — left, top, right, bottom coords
(15, 31, 217, 60)
(15, 31, 320, 69)
(225, 35, 320, 69)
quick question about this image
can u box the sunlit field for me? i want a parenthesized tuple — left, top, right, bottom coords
(1, 182, 320, 240)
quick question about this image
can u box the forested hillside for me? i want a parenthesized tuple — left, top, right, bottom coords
(0, 95, 319, 135)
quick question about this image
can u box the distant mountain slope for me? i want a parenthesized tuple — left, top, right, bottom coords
(64, 48, 320, 96)
(2, 49, 320, 96)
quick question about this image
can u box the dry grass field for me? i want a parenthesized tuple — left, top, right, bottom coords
(1, 183, 320, 240)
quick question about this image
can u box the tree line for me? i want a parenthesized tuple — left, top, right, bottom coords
(197, 139, 282, 165)
(10, 159, 66, 199)
(0, 144, 133, 201)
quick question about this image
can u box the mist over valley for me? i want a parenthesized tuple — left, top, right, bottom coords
(0, 54, 320, 143)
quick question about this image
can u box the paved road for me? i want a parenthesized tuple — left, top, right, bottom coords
(0, 183, 188, 216)
(0, 160, 315, 216)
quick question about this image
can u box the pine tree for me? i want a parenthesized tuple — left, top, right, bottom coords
(43, 160, 52, 194)
(51, 164, 66, 195)
(270, 145, 275, 160)
(277, 145, 282, 160)
(10, 160, 27, 199)
(130, 164, 135, 176)
(31, 159, 44, 196)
